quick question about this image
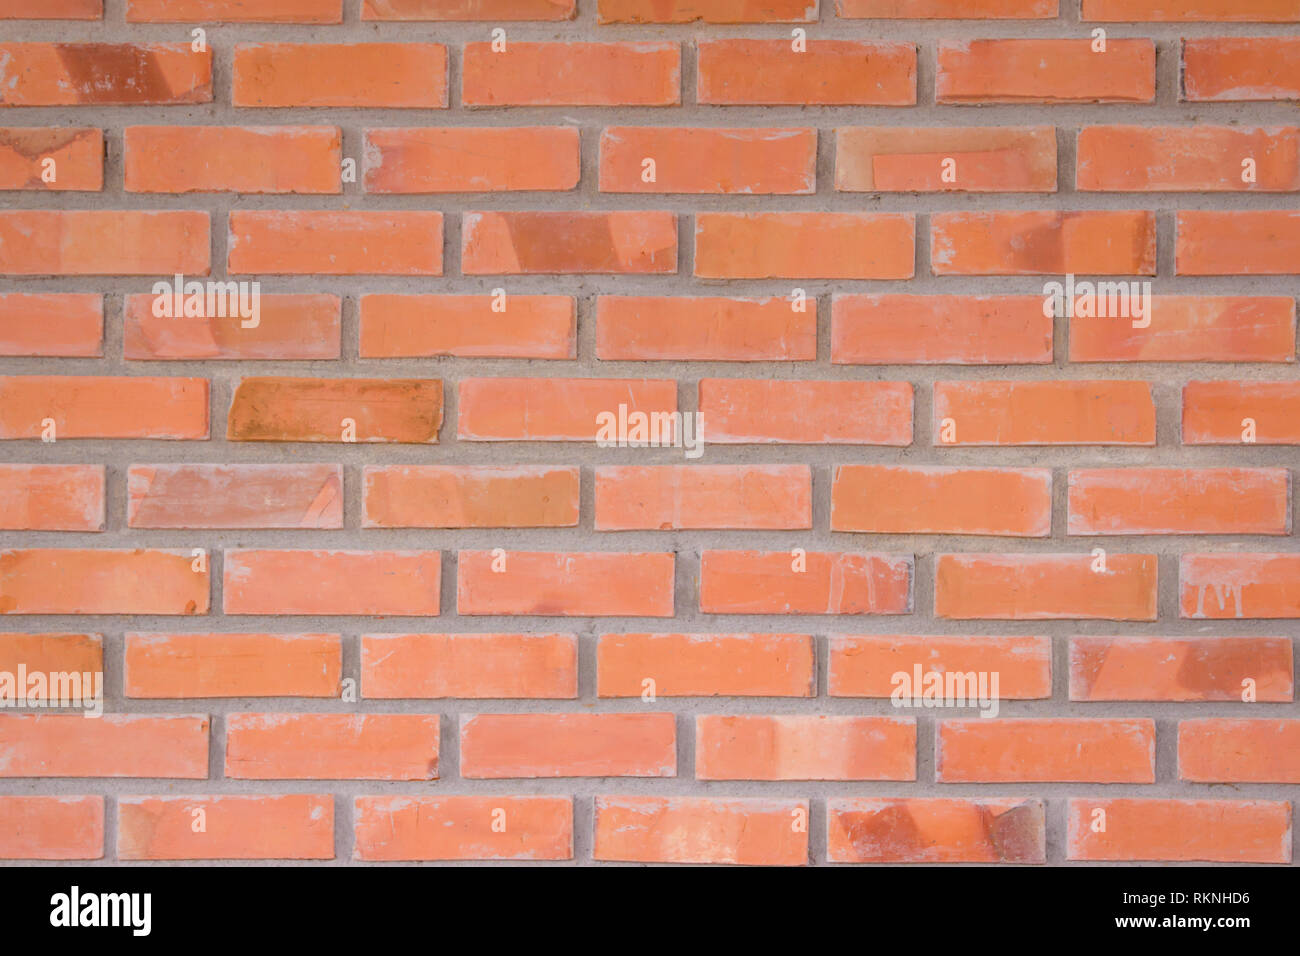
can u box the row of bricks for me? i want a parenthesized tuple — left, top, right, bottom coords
(5, 293, 1299, 364)
(2, 793, 1293, 865)
(0, 713, 1296, 781)
(1, 376, 1298, 444)
(3, 209, 1299, 276)
(11, 0, 1300, 26)
(2, 548, 1299, 618)
(4, 463, 1300, 535)
(2, 630, 1294, 700)
(0, 39, 1296, 107)
(12, 125, 1300, 194)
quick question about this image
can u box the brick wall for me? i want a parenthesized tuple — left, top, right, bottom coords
(0, 0, 1298, 865)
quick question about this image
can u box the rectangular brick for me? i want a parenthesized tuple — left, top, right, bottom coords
(936, 39, 1155, 103)
(1068, 468, 1290, 535)
(119, 795, 334, 860)
(233, 43, 447, 108)
(224, 550, 441, 616)
(1182, 37, 1300, 101)
(2, 1, 102, 17)
(360, 632, 578, 699)
(0, 211, 209, 276)
(600, 127, 816, 194)
(0, 714, 209, 778)
(696, 715, 916, 781)
(839, 0, 1055, 13)
(837, 126, 1056, 192)
(354, 796, 573, 861)
(458, 551, 675, 617)
(1084, 0, 1300, 20)
(0, 294, 101, 358)
(458, 377, 676, 441)
(936, 553, 1158, 621)
(699, 379, 912, 444)
(698, 39, 915, 105)
(462, 41, 679, 106)
(226, 713, 439, 780)
(0, 128, 102, 191)
(595, 796, 808, 865)
(0, 376, 208, 440)
(462, 211, 677, 274)
(227, 377, 442, 444)
(1180, 553, 1300, 619)
(597, 632, 815, 698)
(1177, 211, 1300, 274)
(125, 126, 341, 193)
(695, 212, 914, 279)
(700, 550, 914, 615)
(125, 633, 342, 698)
(364, 465, 578, 528)
(364, 0, 575, 17)
(931, 210, 1157, 275)
(125, 293, 342, 361)
(833, 295, 1053, 365)
(129, 0, 342, 20)
(0, 43, 210, 105)
(1179, 719, 1300, 782)
(1070, 635, 1293, 702)
(829, 634, 1052, 699)
(596, 295, 816, 362)
(1070, 296, 1296, 362)
(0, 549, 210, 616)
(828, 798, 1046, 864)
(595, 465, 811, 530)
(364, 127, 579, 193)
(933, 380, 1156, 445)
(128, 464, 342, 529)
(460, 713, 676, 777)
(937, 718, 1155, 782)
(229, 211, 443, 275)
(0, 796, 103, 861)
(360, 294, 574, 359)
(1077, 126, 1300, 191)
(1183, 381, 1300, 444)
(832, 465, 1052, 536)
(0, 633, 103, 697)
(1067, 799, 1291, 864)
(0, 465, 105, 532)
(600, 0, 814, 20)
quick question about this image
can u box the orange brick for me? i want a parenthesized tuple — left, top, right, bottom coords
(0, 211, 209, 276)
(0, 43, 210, 105)
(931, 210, 1156, 275)
(125, 293, 341, 361)
(129, 0, 341, 20)
(462, 211, 676, 274)
(0, 549, 210, 616)
(936, 39, 1155, 103)
(933, 380, 1156, 445)
(0, 633, 103, 696)
(696, 715, 916, 781)
(462, 41, 679, 106)
(700, 550, 913, 615)
(119, 795, 334, 860)
(460, 713, 676, 777)
(227, 377, 442, 444)
(1183, 381, 1300, 444)
(364, 0, 575, 17)
(0, 796, 103, 861)
(600, 0, 814, 19)
(596, 295, 816, 362)
(0, 128, 102, 191)
(837, 126, 1056, 192)
(828, 798, 1046, 864)
(125, 633, 342, 698)
(223, 550, 441, 616)
(228, 211, 443, 275)
(0, 714, 208, 778)
(832, 465, 1052, 536)
(597, 632, 815, 698)
(354, 796, 573, 861)
(125, 126, 341, 193)
(833, 295, 1052, 365)
(226, 714, 439, 780)
(595, 796, 807, 865)
(1180, 718, 1300, 782)
(936, 553, 1158, 621)
(600, 127, 815, 194)
(1084, 0, 1300, 19)
(359, 295, 574, 359)
(0, 294, 101, 358)
(1067, 799, 1291, 864)
(937, 718, 1155, 782)
(1078, 126, 1300, 191)
(1, 1, 101, 17)
(1068, 468, 1290, 535)
(1177, 211, 1300, 275)
(1182, 37, 1300, 101)
(1070, 635, 1293, 702)
(0, 465, 105, 532)
(128, 464, 342, 529)
(364, 465, 578, 528)
(698, 39, 915, 105)
(1070, 296, 1296, 363)
(457, 377, 676, 441)
(361, 633, 577, 699)
(695, 212, 914, 279)
(233, 43, 446, 108)
(1180, 553, 1300, 619)
(699, 379, 912, 445)
(0, 376, 208, 440)
(829, 634, 1052, 699)
(458, 551, 675, 617)
(364, 127, 578, 193)
(595, 465, 811, 530)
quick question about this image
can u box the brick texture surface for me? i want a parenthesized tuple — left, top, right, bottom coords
(0, 0, 1297, 867)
